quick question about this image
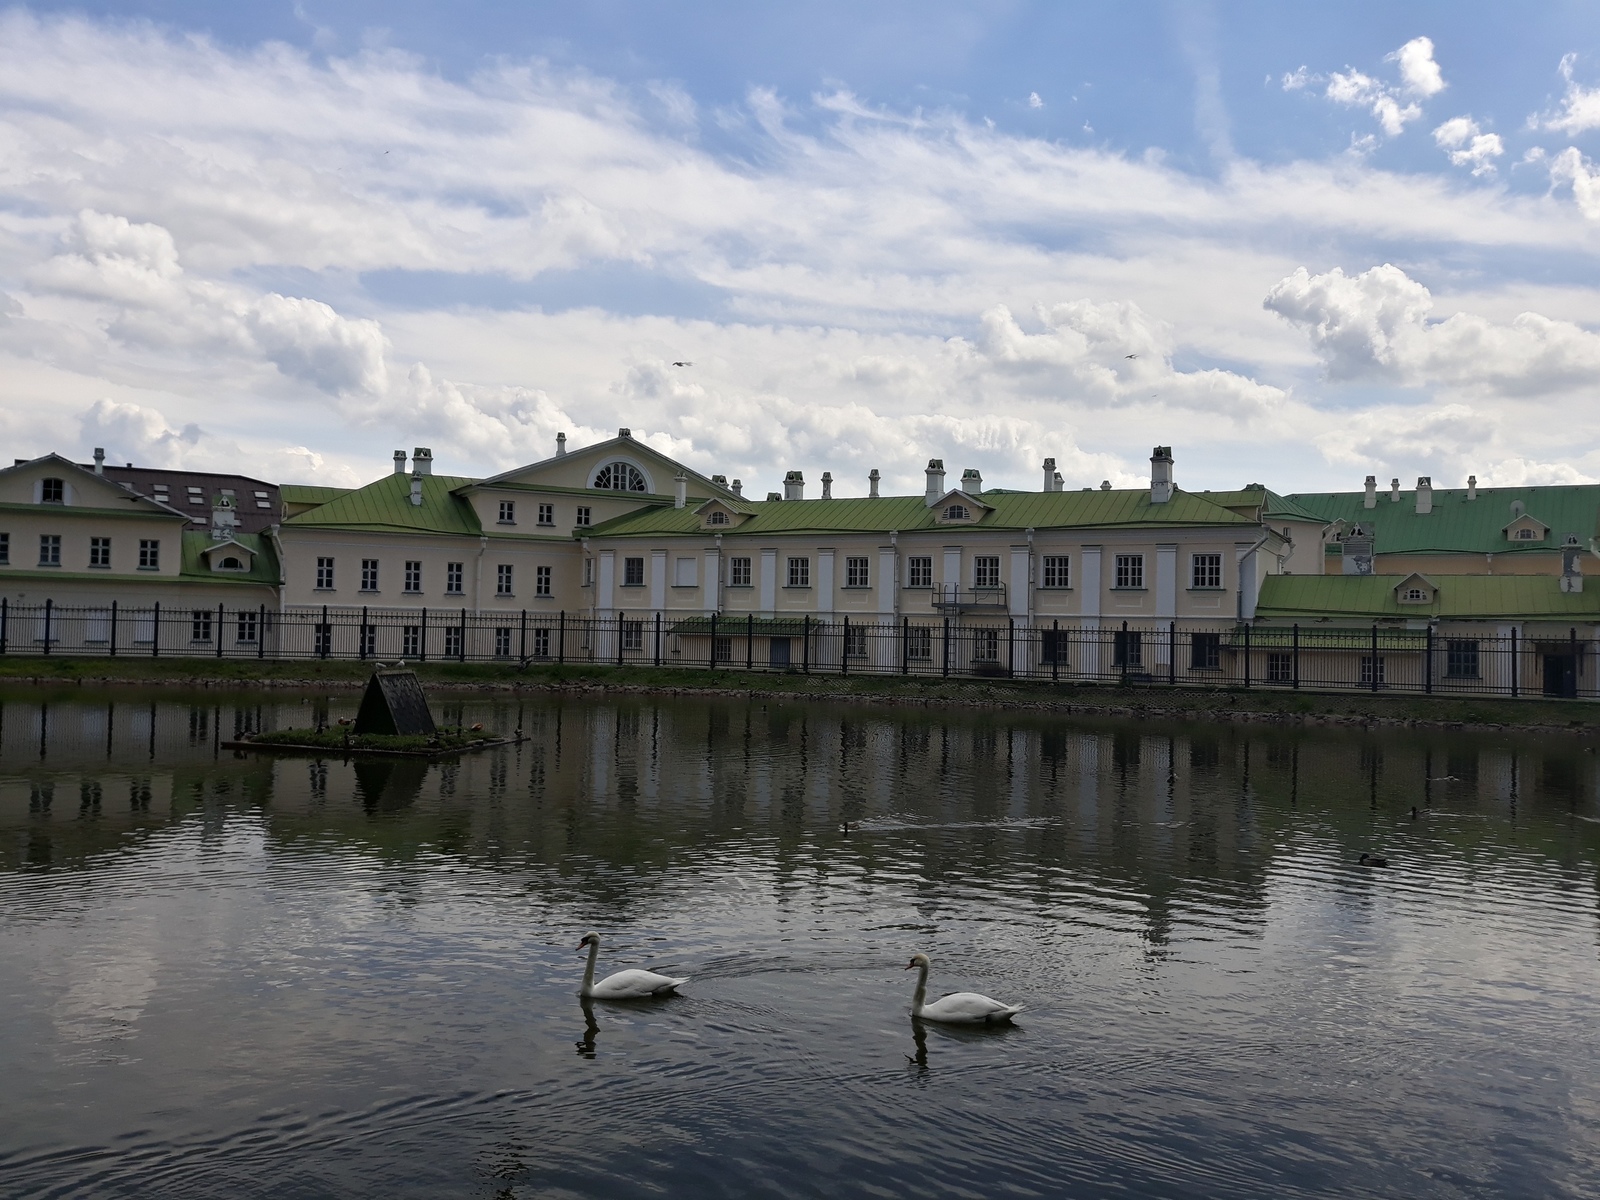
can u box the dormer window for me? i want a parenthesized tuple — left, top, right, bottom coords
(707, 510, 729, 526)
(219, 556, 243, 571)
(593, 462, 647, 492)
(1515, 528, 1537, 540)
(1403, 587, 1427, 601)
(40, 478, 63, 504)
(943, 504, 970, 521)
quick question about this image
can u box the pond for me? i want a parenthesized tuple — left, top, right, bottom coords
(1, 686, 1598, 1199)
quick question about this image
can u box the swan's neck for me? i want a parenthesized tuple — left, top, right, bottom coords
(911, 963, 928, 1016)
(581, 942, 599, 996)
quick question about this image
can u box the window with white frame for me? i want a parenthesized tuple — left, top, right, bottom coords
(403, 626, 421, 657)
(623, 557, 645, 586)
(498, 501, 516, 524)
(787, 556, 810, 587)
(973, 556, 1000, 588)
(582, 558, 593, 587)
(536, 565, 552, 596)
(497, 564, 514, 595)
(538, 503, 554, 525)
(707, 510, 729, 526)
(621, 620, 644, 651)
(236, 611, 258, 644)
(845, 624, 867, 657)
(404, 560, 422, 593)
(1361, 655, 1386, 686)
(191, 609, 213, 642)
(576, 506, 591, 527)
(139, 539, 160, 570)
(89, 537, 111, 568)
(973, 628, 1000, 661)
(943, 504, 970, 521)
(444, 626, 463, 658)
(593, 462, 647, 492)
(907, 556, 932, 588)
(315, 556, 334, 589)
(446, 562, 464, 594)
(495, 627, 513, 657)
(906, 625, 932, 659)
(1114, 554, 1144, 589)
(1042, 555, 1069, 588)
(1191, 553, 1222, 589)
(40, 477, 64, 504)
(38, 534, 60, 566)
(1267, 652, 1292, 683)
(532, 627, 551, 658)
(845, 556, 869, 588)
(729, 556, 752, 587)
(360, 559, 379, 591)
(360, 624, 376, 658)
(1446, 639, 1479, 678)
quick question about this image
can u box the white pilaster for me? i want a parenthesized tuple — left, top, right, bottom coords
(760, 548, 777, 615)
(817, 548, 836, 616)
(703, 546, 720, 613)
(877, 545, 897, 615)
(1008, 545, 1030, 618)
(1156, 543, 1177, 619)
(650, 549, 667, 612)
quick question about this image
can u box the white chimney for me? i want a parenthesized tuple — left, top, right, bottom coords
(1561, 534, 1584, 594)
(413, 448, 433, 476)
(1100, 480, 1111, 491)
(410, 472, 423, 506)
(1363, 475, 1377, 509)
(1150, 445, 1174, 504)
(712, 474, 727, 488)
(1042, 458, 1057, 492)
(924, 459, 946, 506)
(1052, 471, 1064, 490)
(210, 494, 237, 540)
(821, 471, 833, 500)
(961, 467, 983, 494)
(674, 472, 688, 509)
(1467, 475, 1477, 500)
(1415, 477, 1433, 515)
(393, 450, 407, 475)
(732, 479, 743, 497)
(868, 469, 880, 498)
(93, 447, 105, 475)
(1390, 477, 1400, 502)
(556, 432, 568, 457)
(783, 470, 805, 501)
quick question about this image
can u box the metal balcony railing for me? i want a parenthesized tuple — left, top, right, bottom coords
(930, 584, 1008, 610)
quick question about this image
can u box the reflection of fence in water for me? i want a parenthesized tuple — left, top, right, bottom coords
(0, 600, 1590, 700)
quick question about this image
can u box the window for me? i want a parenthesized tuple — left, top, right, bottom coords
(1041, 629, 1068, 665)
(1114, 554, 1144, 589)
(973, 628, 1000, 661)
(729, 556, 752, 587)
(845, 624, 867, 658)
(138, 539, 160, 570)
(787, 557, 810, 587)
(191, 609, 213, 642)
(497, 564, 514, 595)
(360, 624, 376, 658)
(254, 490, 272, 510)
(1113, 629, 1142, 668)
(40, 477, 63, 503)
(1446, 640, 1480, 678)
(906, 625, 933, 660)
(674, 557, 697, 587)
(538, 503, 554, 526)
(973, 556, 1000, 588)
(536, 565, 552, 596)
(1361, 656, 1386, 686)
(845, 557, 869, 588)
(907, 556, 932, 588)
(446, 562, 464, 594)
(1267, 652, 1292, 683)
(576, 506, 592, 527)
(623, 556, 645, 586)
(218, 556, 243, 571)
(444, 626, 463, 659)
(498, 501, 516, 524)
(403, 626, 421, 657)
(713, 636, 733, 663)
(1191, 632, 1220, 670)
(0, 532, 9, 564)
(1515, 528, 1537, 540)
(495, 627, 513, 657)
(592, 462, 647, 492)
(621, 620, 644, 652)
(404, 560, 422, 593)
(943, 504, 970, 521)
(1402, 587, 1428, 602)
(187, 486, 204, 505)
(315, 556, 334, 589)
(583, 558, 593, 587)
(532, 627, 551, 658)
(1042, 556, 1070, 588)
(707, 510, 729, 526)
(360, 559, 379, 592)
(1191, 553, 1222, 589)
(236, 611, 258, 644)
(39, 534, 61, 566)
(314, 624, 332, 657)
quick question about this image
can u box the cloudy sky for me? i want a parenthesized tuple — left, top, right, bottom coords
(2, 2, 1599, 495)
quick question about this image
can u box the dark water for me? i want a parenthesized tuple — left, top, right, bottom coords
(2, 687, 1599, 1199)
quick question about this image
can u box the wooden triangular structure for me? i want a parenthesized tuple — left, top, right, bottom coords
(353, 669, 437, 735)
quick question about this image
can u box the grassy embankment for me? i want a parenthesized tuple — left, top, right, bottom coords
(1, 654, 1598, 731)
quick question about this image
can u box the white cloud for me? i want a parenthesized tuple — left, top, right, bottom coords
(1533, 53, 1600, 135)
(1387, 36, 1446, 98)
(1433, 117, 1504, 175)
(1325, 70, 1420, 137)
(1027, 91, 1042, 109)
(1549, 147, 1600, 218)
(1281, 66, 1314, 92)
(1315, 37, 1447, 137)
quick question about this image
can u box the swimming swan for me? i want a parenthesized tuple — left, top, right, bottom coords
(577, 933, 689, 999)
(905, 952, 1023, 1024)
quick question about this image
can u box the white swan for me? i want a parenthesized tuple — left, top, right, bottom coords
(577, 932, 689, 999)
(905, 952, 1023, 1024)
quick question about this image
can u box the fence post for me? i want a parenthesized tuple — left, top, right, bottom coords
(460, 607, 468, 662)
(521, 608, 528, 665)
(903, 616, 910, 675)
(653, 611, 661, 667)
(841, 615, 849, 676)
(1242, 622, 1251, 689)
(1573, 625, 1581, 698)
(557, 611, 564, 664)
(0, 597, 7, 654)
(746, 612, 754, 670)
(1511, 627, 1519, 698)
(258, 604, 266, 660)
(110, 600, 118, 657)
(1168, 621, 1176, 686)
(360, 605, 369, 660)
(1008, 618, 1015, 678)
(152, 601, 160, 658)
(1370, 623, 1379, 693)
(803, 615, 811, 674)
(1053, 619, 1061, 684)
(616, 611, 625, 666)
(709, 611, 718, 669)
(217, 602, 225, 658)
(420, 608, 428, 663)
(43, 598, 52, 656)
(942, 617, 950, 678)
(1292, 623, 1300, 690)
(1120, 620, 1128, 685)
(320, 604, 329, 660)
(1425, 624, 1434, 695)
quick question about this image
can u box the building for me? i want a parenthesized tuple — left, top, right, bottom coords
(65, 448, 286, 536)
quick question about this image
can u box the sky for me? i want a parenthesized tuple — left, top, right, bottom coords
(2, 2, 1600, 496)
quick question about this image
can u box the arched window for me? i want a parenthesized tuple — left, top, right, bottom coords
(707, 510, 729, 525)
(942, 504, 970, 521)
(592, 461, 648, 492)
(1403, 587, 1426, 601)
(220, 556, 243, 571)
(1515, 527, 1537, 540)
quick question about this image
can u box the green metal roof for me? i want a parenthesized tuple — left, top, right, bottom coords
(1285, 484, 1600, 555)
(282, 474, 482, 536)
(1256, 574, 1600, 622)
(588, 488, 1255, 539)
(279, 484, 352, 507)
(180, 532, 280, 585)
(1198, 487, 1327, 523)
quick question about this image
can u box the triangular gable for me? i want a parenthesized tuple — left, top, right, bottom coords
(0, 453, 188, 518)
(1393, 572, 1438, 604)
(929, 489, 993, 523)
(1503, 513, 1549, 542)
(692, 496, 754, 529)
(464, 434, 737, 499)
(200, 538, 256, 571)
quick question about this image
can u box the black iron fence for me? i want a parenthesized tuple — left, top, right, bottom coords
(0, 600, 1590, 699)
